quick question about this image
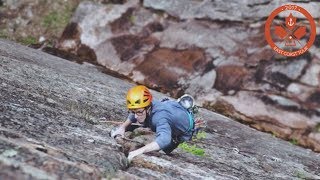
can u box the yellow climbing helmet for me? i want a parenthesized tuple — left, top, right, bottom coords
(126, 85, 152, 109)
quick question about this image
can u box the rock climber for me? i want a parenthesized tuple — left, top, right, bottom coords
(111, 85, 199, 162)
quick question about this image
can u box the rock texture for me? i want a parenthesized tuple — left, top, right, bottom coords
(57, 0, 320, 151)
(1, 40, 320, 179)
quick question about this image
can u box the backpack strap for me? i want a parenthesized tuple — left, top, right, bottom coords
(186, 111, 195, 133)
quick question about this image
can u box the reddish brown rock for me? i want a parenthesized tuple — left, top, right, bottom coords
(214, 65, 249, 94)
(134, 48, 208, 95)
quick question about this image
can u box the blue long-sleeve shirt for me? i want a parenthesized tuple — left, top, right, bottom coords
(128, 100, 194, 150)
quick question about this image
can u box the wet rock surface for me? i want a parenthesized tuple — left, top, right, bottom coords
(56, 0, 320, 151)
(1, 39, 320, 179)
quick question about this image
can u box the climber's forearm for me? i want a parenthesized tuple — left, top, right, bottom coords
(128, 141, 160, 162)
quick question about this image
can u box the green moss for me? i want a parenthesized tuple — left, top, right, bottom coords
(294, 170, 306, 179)
(193, 131, 206, 141)
(290, 138, 298, 145)
(178, 142, 205, 156)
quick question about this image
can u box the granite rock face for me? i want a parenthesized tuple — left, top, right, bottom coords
(1, 40, 320, 179)
(57, 0, 320, 151)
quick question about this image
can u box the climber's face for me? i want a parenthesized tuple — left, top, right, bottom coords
(130, 108, 147, 123)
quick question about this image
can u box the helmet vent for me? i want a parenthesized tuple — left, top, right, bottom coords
(135, 99, 141, 104)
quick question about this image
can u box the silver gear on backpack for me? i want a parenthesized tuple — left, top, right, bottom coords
(177, 94, 195, 111)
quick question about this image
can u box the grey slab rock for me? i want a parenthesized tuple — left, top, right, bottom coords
(1, 39, 320, 179)
(300, 63, 320, 87)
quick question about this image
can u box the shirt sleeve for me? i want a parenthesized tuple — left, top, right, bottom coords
(154, 118, 172, 150)
(127, 113, 137, 123)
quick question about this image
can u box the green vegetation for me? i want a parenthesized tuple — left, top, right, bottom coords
(290, 138, 298, 145)
(42, 5, 73, 30)
(193, 131, 206, 140)
(46, 40, 54, 48)
(178, 142, 205, 156)
(42, 11, 69, 29)
(0, 30, 8, 39)
(18, 36, 37, 45)
(294, 170, 306, 179)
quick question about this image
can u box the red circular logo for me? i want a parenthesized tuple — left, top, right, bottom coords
(265, 4, 316, 57)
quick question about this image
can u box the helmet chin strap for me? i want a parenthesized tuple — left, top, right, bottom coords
(144, 104, 153, 127)
(146, 106, 151, 116)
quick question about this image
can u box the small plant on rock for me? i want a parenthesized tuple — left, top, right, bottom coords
(178, 142, 205, 156)
(290, 138, 298, 145)
(194, 131, 206, 140)
(294, 170, 306, 179)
